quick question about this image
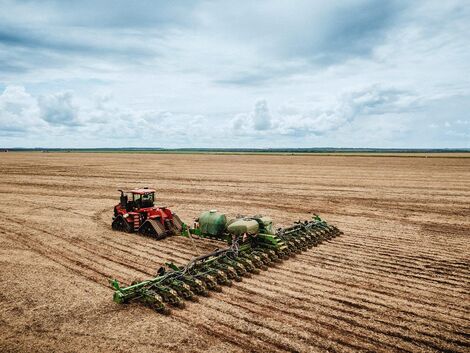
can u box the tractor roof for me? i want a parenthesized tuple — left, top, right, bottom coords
(130, 188, 156, 195)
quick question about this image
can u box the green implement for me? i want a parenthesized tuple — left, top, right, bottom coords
(111, 214, 341, 313)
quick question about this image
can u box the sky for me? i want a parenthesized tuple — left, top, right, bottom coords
(0, 0, 469, 148)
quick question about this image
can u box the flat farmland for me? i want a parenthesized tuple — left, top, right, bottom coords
(0, 152, 469, 353)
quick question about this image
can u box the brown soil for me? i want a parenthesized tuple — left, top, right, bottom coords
(0, 152, 469, 353)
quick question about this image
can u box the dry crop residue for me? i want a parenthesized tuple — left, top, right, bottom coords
(0, 152, 469, 353)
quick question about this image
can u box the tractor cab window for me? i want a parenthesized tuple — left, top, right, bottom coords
(133, 192, 154, 208)
(142, 192, 155, 207)
(132, 193, 141, 209)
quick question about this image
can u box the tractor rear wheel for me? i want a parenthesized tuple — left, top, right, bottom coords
(172, 213, 184, 234)
(140, 219, 167, 240)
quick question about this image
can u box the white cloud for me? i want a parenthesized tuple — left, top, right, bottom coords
(38, 91, 80, 126)
(0, 85, 206, 145)
(232, 99, 272, 132)
(0, 85, 43, 135)
(252, 99, 272, 131)
(232, 86, 419, 138)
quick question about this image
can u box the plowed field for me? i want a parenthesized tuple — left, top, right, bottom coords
(0, 152, 469, 353)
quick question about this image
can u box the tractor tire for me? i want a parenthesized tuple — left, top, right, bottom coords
(172, 213, 184, 233)
(140, 219, 167, 240)
(167, 222, 180, 236)
(112, 215, 132, 233)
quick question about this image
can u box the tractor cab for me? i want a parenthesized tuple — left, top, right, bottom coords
(118, 187, 156, 211)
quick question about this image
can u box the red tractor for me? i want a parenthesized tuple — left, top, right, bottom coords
(112, 187, 184, 239)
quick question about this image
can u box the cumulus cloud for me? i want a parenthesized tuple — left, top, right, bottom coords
(38, 92, 80, 126)
(0, 86, 43, 135)
(232, 99, 272, 132)
(290, 86, 419, 135)
(0, 85, 197, 144)
(232, 86, 419, 137)
(253, 100, 272, 130)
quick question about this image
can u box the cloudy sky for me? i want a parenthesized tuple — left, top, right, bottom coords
(0, 0, 469, 148)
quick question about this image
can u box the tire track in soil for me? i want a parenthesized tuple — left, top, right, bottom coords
(328, 231, 469, 262)
(299, 241, 470, 289)
(0, 219, 148, 282)
(265, 266, 469, 327)
(228, 281, 468, 353)
(283, 254, 470, 311)
(322, 239, 470, 273)
(233, 279, 470, 351)
(322, 233, 470, 269)
(0, 227, 109, 288)
(0, 210, 199, 283)
(0, 215, 150, 283)
(226, 287, 470, 351)
(295, 251, 469, 302)
(221, 261, 470, 347)
(203, 295, 403, 353)
(246, 277, 470, 352)
(2, 323, 189, 353)
(214, 293, 414, 353)
(171, 310, 304, 353)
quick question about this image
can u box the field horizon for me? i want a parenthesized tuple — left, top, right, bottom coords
(2, 148, 470, 158)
